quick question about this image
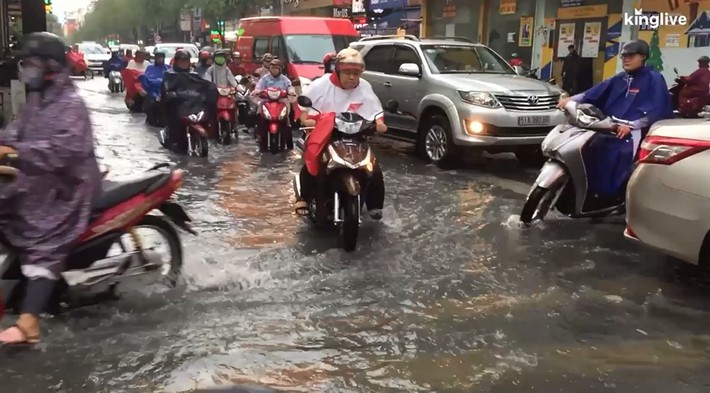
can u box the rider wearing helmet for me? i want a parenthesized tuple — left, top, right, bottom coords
(0, 32, 101, 346)
(677, 55, 710, 116)
(195, 50, 212, 77)
(126, 49, 148, 72)
(204, 49, 238, 88)
(228, 51, 246, 77)
(255, 53, 274, 78)
(509, 52, 524, 67)
(558, 40, 672, 150)
(294, 47, 387, 220)
(253, 58, 296, 151)
(171, 49, 192, 73)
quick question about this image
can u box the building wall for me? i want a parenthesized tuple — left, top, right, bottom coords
(424, 0, 483, 41)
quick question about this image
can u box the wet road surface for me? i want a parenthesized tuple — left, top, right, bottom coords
(2, 78, 710, 393)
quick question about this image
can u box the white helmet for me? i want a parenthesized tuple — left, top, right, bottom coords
(335, 48, 365, 71)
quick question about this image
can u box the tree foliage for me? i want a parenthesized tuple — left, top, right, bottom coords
(71, 0, 270, 43)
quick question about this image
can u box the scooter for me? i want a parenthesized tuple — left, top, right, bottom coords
(256, 87, 293, 153)
(234, 76, 252, 132)
(121, 68, 146, 113)
(216, 85, 237, 145)
(669, 67, 682, 115)
(0, 163, 195, 314)
(67, 51, 94, 80)
(520, 101, 634, 224)
(293, 96, 387, 252)
(140, 74, 164, 127)
(108, 70, 124, 93)
(159, 110, 210, 157)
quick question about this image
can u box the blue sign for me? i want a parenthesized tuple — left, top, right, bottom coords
(368, 0, 407, 10)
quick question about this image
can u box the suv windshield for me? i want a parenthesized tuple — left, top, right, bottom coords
(421, 45, 514, 74)
(284, 35, 357, 64)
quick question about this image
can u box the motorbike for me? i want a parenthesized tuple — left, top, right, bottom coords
(669, 66, 708, 118)
(216, 85, 237, 145)
(256, 87, 293, 153)
(121, 68, 146, 113)
(0, 163, 195, 314)
(235, 75, 253, 132)
(520, 101, 633, 224)
(108, 70, 124, 93)
(292, 96, 387, 252)
(140, 74, 164, 127)
(159, 110, 210, 157)
(67, 52, 94, 79)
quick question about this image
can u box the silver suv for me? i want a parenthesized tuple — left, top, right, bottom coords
(350, 36, 567, 166)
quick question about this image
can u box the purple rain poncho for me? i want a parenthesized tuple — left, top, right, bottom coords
(0, 71, 102, 280)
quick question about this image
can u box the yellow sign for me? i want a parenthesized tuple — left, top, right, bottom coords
(557, 5, 608, 19)
(500, 0, 516, 15)
(519, 16, 533, 47)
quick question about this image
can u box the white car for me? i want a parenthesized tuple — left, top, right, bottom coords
(153, 43, 199, 65)
(78, 43, 110, 73)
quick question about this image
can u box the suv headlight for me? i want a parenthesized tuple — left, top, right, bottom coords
(458, 91, 501, 108)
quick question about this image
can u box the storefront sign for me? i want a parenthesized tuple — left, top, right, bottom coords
(581, 21, 601, 57)
(557, 22, 576, 57)
(333, 7, 350, 17)
(519, 16, 533, 47)
(352, 0, 366, 14)
(557, 5, 607, 19)
(284, 0, 351, 10)
(369, 0, 406, 10)
(561, 0, 582, 7)
(442, 0, 456, 18)
(500, 0, 516, 15)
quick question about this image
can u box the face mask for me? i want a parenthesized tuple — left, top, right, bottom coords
(19, 64, 45, 90)
(214, 57, 226, 66)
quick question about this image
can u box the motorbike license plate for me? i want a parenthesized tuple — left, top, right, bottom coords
(518, 115, 550, 126)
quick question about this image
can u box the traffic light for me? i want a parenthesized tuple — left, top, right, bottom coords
(216, 20, 225, 31)
(44, 0, 52, 14)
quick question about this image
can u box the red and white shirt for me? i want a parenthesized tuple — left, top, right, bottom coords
(302, 73, 384, 121)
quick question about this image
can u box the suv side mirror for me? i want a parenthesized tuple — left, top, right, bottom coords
(297, 95, 312, 107)
(385, 100, 399, 113)
(513, 65, 525, 75)
(398, 63, 420, 77)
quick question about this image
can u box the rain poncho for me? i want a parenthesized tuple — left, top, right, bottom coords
(572, 65, 673, 197)
(163, 70, 218, 147)
(141, 63, 169, 99)
(194, 62, 210, 78)
(203, 64, 238, 87)
(0, 72, 101, 279)
(103, 54, 124, 75)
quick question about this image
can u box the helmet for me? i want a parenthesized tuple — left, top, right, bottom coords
(698, 55, 710, 65)
(174, 49, 191, 61)
(322, 52, 336, 72)
(261, 53, 273, 62)
(232, 51, 241, 59)
(19, 32, 67, 65)
(335, 48, 365, 71)
(269, 59, 283, 68)
(154, 51, 165, 58)
(213, 49, 229, 58)
(199, 50, 211, 60)
(620, 40, 650, 58)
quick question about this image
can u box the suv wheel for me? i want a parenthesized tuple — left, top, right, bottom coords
(418, 114, 458, 167)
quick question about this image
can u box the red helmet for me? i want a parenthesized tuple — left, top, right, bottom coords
(323, 52, 336, 73)
(199, 50, 211, 60)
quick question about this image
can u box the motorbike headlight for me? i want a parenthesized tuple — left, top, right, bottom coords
(262, 105, 272, 120)
(334, 118, 363, 134)
(458, 91, 501, 108)
(279, 106, 288, 120)
(575, 109, 598, 127)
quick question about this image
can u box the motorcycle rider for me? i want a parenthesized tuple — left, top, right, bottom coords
(103, 50, 124, 76)
(558, 40, 673, 152)
(148, 51, 168, 73)
(323, 52, 337, 74)
(509, 53, 524, 67)
(253, 58, 296, 151)
(195, 50, 212, 78)
(294, 48, 387, 220)
(126, 49, 148, 72)
(677, 55, 710, 116)
(0, 32, 101, 345)
(255, 53, 274, 78)
(203, 49, 239, 134)
(228, 51, 247, 77)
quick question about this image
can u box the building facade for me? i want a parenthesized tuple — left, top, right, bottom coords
(283, 0, 354, 18)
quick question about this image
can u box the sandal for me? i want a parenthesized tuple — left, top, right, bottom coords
(295, 200, 309, 216)
(0, 324, 40, 347)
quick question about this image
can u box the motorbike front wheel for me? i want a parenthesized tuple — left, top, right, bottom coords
(84, 69, 95, 80)
(339, 194, 360, 252)
(219, 119, 232, 145)
(269, 131, 280, 154)
(189, 129, 209, 158)
(520, 186, 556, 225)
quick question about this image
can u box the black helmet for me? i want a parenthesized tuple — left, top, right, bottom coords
(174, 49, 191, 61)
(620, 40, 649, 58)
(154, 51, 165, 58)
(698, 56, 710, 65)
(19, 32, 67, 65)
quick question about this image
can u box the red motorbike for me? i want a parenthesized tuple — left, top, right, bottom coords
(159, 110, 210, 157)
(121, 68, 146, 113)
(216, 85, 237, 145)
(1, 163, 195, 314)
(66, 51, 94, 79)
(257, 87, 292, 153)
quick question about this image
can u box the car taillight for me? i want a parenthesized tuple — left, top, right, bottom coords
(637, 135, 710, 165)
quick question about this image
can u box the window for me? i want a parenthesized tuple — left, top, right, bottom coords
(392, 46, 421, 74)
(253, 37, 270, 61)
(363, 45, 393, 73)
(271, 36, 286, 60)
(283, 35, 358, 64)
(421, 45, 514, 74)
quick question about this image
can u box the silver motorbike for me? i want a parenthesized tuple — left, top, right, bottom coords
(108, 70, 124, 93)
(520, 101, 634, 224)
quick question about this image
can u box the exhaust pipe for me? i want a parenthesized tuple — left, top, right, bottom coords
(61, 250, 163, 287)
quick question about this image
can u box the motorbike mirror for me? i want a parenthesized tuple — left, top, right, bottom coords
(384, 100, 399, 113)
(513, 65, 525, 75)
(297, 95, 313, 108)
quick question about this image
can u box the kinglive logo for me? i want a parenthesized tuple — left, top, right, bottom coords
(624, 8, 688, 29)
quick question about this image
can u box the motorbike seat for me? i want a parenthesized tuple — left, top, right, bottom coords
(93, 171, 171, 211)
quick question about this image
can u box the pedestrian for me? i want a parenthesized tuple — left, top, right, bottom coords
(562, 44, 581, 95)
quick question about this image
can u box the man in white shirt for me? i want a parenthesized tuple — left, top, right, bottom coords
(126, 50, 148, 72)
(295, 48, 387, 220)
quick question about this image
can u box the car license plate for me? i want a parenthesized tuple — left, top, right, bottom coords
(518, 115, 550, 126)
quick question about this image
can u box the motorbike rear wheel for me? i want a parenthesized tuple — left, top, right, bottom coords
(84, 69, 95, 80)
(339, 194, 360, 252)
(189, 130, 209, 158)
(219, 119, 232, 145)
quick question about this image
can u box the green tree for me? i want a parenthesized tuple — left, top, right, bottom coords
(646, 30, 664, 72)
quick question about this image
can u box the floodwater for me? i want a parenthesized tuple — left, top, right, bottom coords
(2, 78, 710, 393)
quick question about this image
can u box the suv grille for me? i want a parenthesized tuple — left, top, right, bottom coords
(494, 94, 559, 111)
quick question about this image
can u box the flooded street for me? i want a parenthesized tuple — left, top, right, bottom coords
(2, 78, 710, 393)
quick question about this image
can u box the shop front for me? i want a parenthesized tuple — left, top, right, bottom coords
(424, 0, 483, 41)
(360, 0, 422, 36)
(283, 0, 353, 17)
